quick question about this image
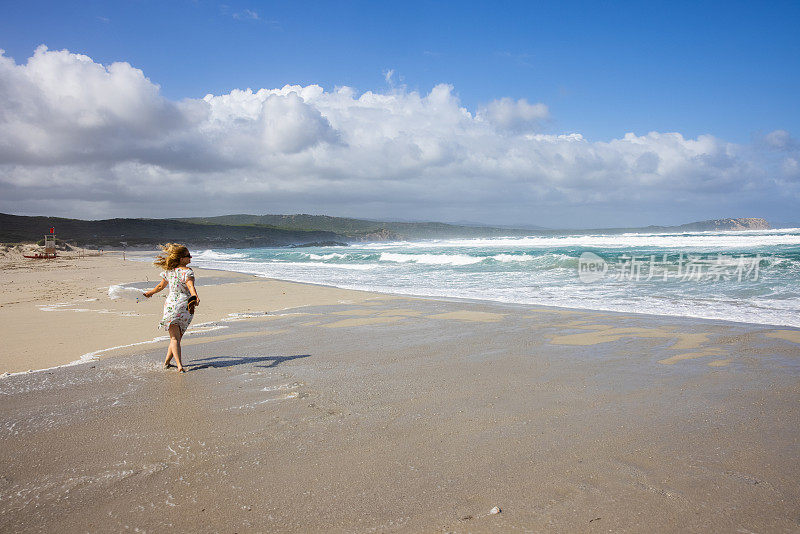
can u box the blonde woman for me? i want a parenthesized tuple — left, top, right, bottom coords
(144, 244, 200, 372)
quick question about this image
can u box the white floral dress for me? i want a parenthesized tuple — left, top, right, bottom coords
(158, 267, 195, 334)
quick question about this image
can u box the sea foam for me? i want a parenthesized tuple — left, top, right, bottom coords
(177, 229, 800, 328)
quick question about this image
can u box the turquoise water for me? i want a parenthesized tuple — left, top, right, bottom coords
(190, 228, 800, 327)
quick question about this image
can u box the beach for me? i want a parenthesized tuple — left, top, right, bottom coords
(1, 252, 799, 532)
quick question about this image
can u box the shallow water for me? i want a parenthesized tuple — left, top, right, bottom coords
(184, 228, 800, 328)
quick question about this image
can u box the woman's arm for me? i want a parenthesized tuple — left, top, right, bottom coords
(186, 278, 199, 313)
(143, 279, 167, 298)
(186, 278, 199, 300)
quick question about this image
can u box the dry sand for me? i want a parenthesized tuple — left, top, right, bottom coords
(1, 250, 799, 532)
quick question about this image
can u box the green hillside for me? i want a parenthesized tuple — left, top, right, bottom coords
(176, 214, 537, 240)
(0, 213, 341, 247)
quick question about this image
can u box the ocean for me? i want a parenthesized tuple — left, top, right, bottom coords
(188, 228, 800, 328)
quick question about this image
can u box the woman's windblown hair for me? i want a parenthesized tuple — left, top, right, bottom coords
(154, 243, 189, 271)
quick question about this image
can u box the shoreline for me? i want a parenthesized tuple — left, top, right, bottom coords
(136, 252, 799, 331)
(2, 250, 798, 377)
(0, 252, 383, 375)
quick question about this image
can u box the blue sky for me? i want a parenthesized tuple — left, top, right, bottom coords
(0, 1, 798, 226)
(4, 0, 797, 143)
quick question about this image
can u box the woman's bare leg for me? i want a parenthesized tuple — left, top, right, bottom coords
(164, 342, 174, 368)
(168, 324, 185, 372)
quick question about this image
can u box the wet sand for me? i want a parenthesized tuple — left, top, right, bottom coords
(1, 253, 799, 532)
(0, 252, 381, 374)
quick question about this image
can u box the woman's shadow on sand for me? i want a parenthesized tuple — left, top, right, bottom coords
(186, 354, 311, 371)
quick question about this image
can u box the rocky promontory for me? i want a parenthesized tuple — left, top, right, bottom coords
(675, 218, 770, 231)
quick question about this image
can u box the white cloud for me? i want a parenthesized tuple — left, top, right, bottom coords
(763, 129, 798, 151)
(759, 130, 800, 182)
(232, 9, 259, 20)
(477, 97, 549, 133)
(0, 45, 200, 166)
(260, 92, 340, 153)
(0, 46, 796, 226)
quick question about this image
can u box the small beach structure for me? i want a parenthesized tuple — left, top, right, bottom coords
(23, 227, 58, 259)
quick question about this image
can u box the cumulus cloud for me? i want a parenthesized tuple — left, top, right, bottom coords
(0, 46, 796, 226)
(260, 92, 339, 153)
(0, 45, 201, 166)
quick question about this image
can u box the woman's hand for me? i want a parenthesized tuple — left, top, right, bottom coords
(188, 294, 199, 314)
(146, 279, 167, 298)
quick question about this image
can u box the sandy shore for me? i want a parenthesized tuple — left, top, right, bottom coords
(1, 252, 799, 532)
(0, 251, 383, 375)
